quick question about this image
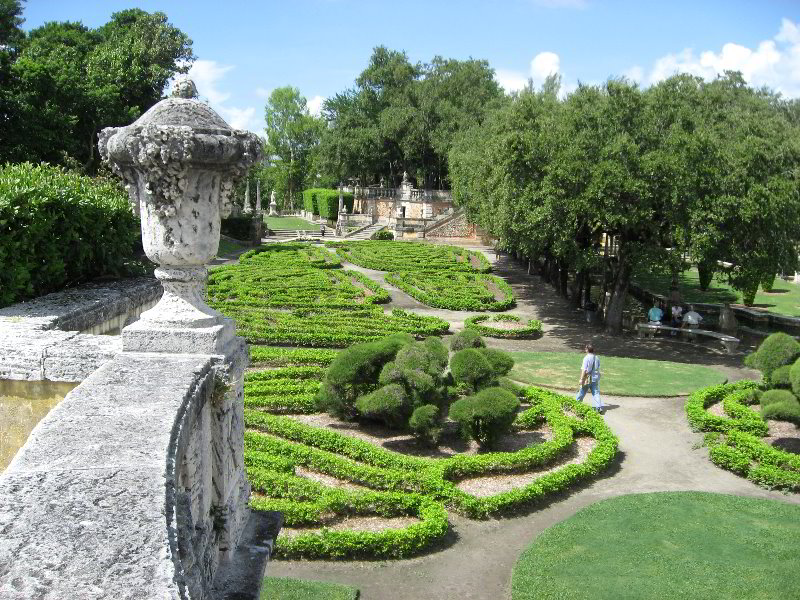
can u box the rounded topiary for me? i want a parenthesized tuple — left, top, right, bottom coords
(356, 383, 409, 427)
(741, 282, 759, 307)
(448, 387, 520, 448)
(450, 348, 494, 391)
(422, 337, 449, 373)
(371, 228, 394, 240)
(497, 377, 525, 398)
(761, 398, 800, 425)
(409, 404, 441, 444)
(744, 333, 800, 380)
(759, 389, 797, 408)
(770, 365, 792, 388)
(761, 273, 776, 293)
(789, 356, 800, 397)
(450, 328, 486, 351)
(477, 347, 515, 379)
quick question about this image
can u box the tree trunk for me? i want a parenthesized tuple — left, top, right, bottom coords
(571, 270, 584, 308)
(605, 247, 633, 335)
(559, 263, 569, 297)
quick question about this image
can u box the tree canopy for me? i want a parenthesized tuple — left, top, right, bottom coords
(0, 3, 193, 171)
(449, 73, 800, 333)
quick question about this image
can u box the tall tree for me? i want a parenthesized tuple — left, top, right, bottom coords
(264, 86, 323, 209)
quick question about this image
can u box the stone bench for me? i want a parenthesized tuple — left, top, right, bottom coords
(636, 323, 740, 354)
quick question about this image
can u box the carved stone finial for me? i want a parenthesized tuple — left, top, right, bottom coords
(171, 75, 198, 99)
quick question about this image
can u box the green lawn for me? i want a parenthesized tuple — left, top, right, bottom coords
(262, 577, 359, 599)
(265, 215, 318, 230)
(512, 492, 800, 600)
(509, 351, 726, 396)
(633, 267, 800, 317)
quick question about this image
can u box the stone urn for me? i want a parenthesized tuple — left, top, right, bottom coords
(99, 77, 262, 353)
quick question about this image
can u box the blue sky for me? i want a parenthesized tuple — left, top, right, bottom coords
(22, 1, 800, 134)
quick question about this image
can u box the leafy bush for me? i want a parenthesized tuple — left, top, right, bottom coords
(450, 348, 494, 392)
(450, 328, 486, 351)
(697, 261, 715, 291)
(302, 188, 354, 220)
(477, 347, 515, 378)
(385, 271, 515, 311)
(761, 273, 776, 293)
(770, 365, 792, 388)
(329, 240, 491, 273)
(761, 399, 800, 425)
(759, 389, 797, 408)
(356, 383, 410, 427)
(372, 228, 394, 240)
(743, 332, 800, 379)
(221, 216, 253, 241)
(409, 404, 441, 444)
(0, 163, 140, 306)
(449, 387, 520, 448)
(789, 357, 800, 397)
(497, 377, 525, 398)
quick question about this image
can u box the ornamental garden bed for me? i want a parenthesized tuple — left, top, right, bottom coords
(209, 244, 449, 347)
(328, 241, 491, 273)
(385, 272, 514, 311)
(464, 314, 543, 338)
(241, 340, 618, 560)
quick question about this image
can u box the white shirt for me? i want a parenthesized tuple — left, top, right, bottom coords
(683, 310, 702, 326)
(581, 353, 600, 382)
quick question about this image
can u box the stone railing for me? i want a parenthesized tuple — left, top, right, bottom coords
(353, 186, 452, 202)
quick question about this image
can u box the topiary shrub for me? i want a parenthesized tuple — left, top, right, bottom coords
(697, 261, 715, 291)
(761, 398, 800, 425)
(450, 328, 486, 352)
(497, 377, 525, 398)
(302, 188, 354, 221)
(770, 365, 792, 388)
(477, 347, 515, 379)
(789, 357, 800, 398)
(371, 229, 394, 240)
(0, 163, 140, 307)
(448, 387, 520, 448)
(450, 348, 494, 392)
(317, 334, 413, 419)
(744, 333, 800, 380)
(759, 389, 797, 408)
(761, 273, 776, 293)
(355, 384, 409, 428)
(409, 404, 441, 444)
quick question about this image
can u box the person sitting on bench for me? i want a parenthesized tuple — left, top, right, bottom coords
(682, 305, 703, 329)
(647, 301, 664, 325)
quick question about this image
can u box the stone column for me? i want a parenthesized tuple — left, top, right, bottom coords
(242, 179, 252, 214)
(99, 77, 263, 583)
(255, 179, 261, 212)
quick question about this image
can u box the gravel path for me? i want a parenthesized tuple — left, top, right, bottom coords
(263, 242, 796, 599)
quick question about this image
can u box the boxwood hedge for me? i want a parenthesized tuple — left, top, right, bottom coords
(464, 314, 543, 339)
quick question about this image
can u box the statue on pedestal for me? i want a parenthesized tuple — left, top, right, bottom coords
(269, 190, 278, 216)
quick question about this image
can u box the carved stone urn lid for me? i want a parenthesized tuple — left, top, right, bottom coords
(99, 78, 261, 170)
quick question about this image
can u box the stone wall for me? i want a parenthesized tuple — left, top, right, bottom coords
(426, 210, 477, 239)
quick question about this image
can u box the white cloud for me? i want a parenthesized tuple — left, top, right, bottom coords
(641, 18, 800, 97)
(218, 106, 257, 132)
(622, 65, 644, 84)
(495, 69, 529, 93)
(530, 51, 561, 83)
(255, 87, 271, 99)
(188, 60, 234, 105)
(307, 95, 325, 116)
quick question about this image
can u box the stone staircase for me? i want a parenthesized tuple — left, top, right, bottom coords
(263, 229, 324, 241)
(345, 223, 386, 240)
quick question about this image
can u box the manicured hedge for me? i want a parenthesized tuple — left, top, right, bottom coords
(221, 216, 253, 241)
(686, 381, 800, 491)
(302, 188, 354, 220)
(329, 241, 491, 273)
(0, 163, 139, 306)
(386, 271, 514, 311)
(464, 314, 543, 338)
(249, 346, 338, 367)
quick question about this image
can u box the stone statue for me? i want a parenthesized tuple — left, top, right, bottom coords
(268, 190, 278, 216)
(171, 75, 198, 99)
(719, 303, 738, 334)
(402, 171, 409, 184)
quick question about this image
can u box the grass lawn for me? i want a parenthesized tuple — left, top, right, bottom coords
(265, 215, 317, 230)
(509, 351, 726, 396)
(262, 577, 359, 599)
(512, 492, 800, 600)
(217, 235, 249, 257)
(633, 267, 800, 317)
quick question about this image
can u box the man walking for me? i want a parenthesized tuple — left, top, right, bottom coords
(576, 343, 604, 414)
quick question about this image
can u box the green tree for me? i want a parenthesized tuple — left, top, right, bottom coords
(264, 86, 323, 210)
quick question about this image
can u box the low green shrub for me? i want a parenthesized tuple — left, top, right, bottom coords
(759, 389, 796, 407)
(329, 241, 491, 273)
(356, 383, 410, 428)
(789, 357, 800, 397)
(409, 404, 441, 444)
(449, 387, 520, 449)
(685, 381, 765, 435)
(0, 163, 140, 306)
(371, 229, 394, 240)
(249, 346, 338, 367)
(743, 332, 800, 379)
(385, 271, 515, 311)
(477, 347, 515, 378)
(761, 399, 800, 425)
(450, 348, 494, 392)
(770, 365, 792, 388)
(497, 377, 525, 398)
(450, 329, 486, 351)
(464, 314, 543, 339)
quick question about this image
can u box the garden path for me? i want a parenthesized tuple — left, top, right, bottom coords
(266, 243, 797, 599)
